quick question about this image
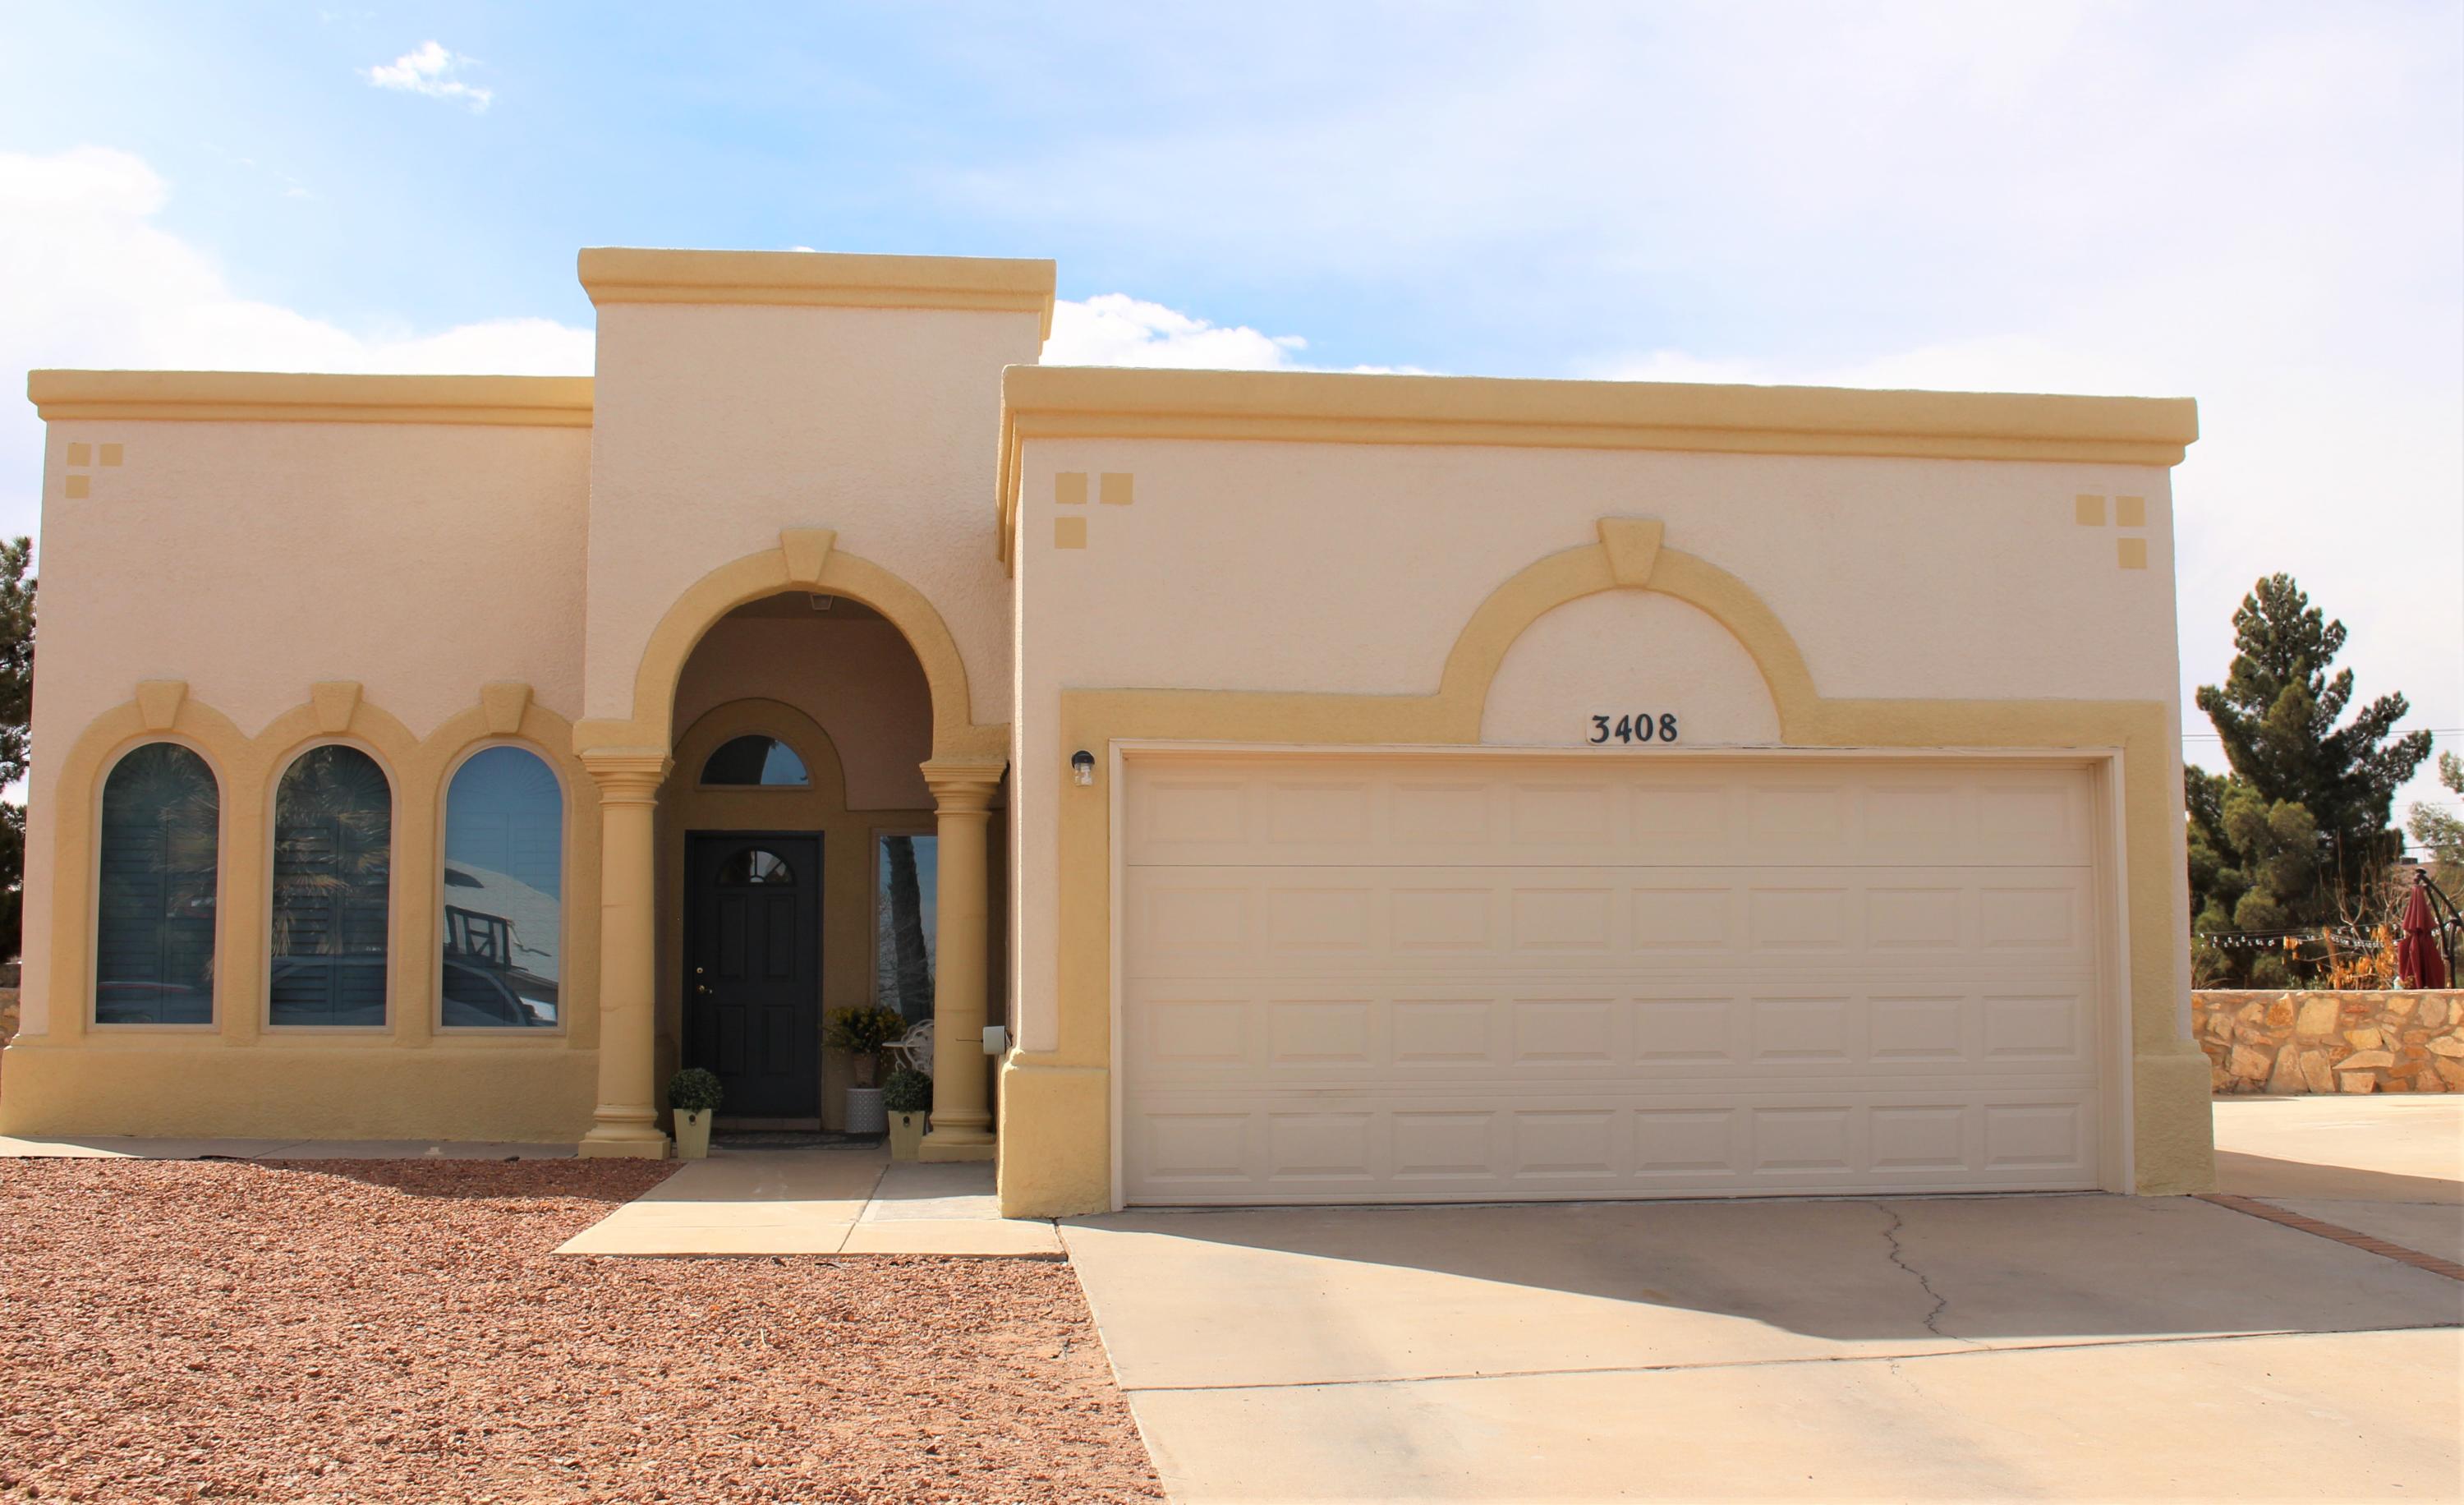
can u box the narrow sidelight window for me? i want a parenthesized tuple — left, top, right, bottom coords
(94, 743, 219, 1024)
(440, 747, 563, 1029)
(269, 745, 391, 1026)
(873, 833, 937, 1022)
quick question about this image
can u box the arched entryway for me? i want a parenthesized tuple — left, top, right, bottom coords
(574, 533, 1010, 1160)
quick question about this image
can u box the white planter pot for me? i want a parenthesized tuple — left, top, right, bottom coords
(845, 1086, 887, 1135)
(673, 1107, 713, 1160)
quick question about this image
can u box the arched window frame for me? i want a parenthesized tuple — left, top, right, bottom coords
(432, 738, 572, 1034)
(263, 738, 399, 1031)
(89, 735, 226, 1030)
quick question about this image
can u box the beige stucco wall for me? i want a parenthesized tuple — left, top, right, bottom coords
(18, 419, 590, 1039)
(1015, 441, 2181, 703)
(582, 303, 1039, 734)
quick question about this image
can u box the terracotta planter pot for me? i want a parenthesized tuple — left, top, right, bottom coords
(673, 1108, 713, 1160)
(889, 1110, 926, 1160)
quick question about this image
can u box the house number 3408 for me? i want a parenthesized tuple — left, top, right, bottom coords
(1589, 712, 1679, 744)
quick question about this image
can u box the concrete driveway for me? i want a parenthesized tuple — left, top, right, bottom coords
(1064, 1100, 2464, 1503)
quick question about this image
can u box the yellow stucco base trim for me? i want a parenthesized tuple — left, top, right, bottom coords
(0, 1041, 597, 1142)
(996, 527, 2213, 1216)
(0, 684, 605, 1144)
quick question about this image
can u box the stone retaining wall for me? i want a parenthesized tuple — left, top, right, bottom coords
(2195, 990, 2464, 1094)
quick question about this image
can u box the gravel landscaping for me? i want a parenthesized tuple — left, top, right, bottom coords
(0, 1158, 1161, 1503)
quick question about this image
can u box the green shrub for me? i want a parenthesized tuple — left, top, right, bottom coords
(668, 1066, 724, 1114)
(882, 1065, 934, 1114)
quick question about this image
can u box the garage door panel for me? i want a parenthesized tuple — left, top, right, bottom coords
(1124, 760, 2094, 869)
(1121, 1090, 2102, 1202)
(1127, 865, 2096, 978)
(1126, 982, 2098, 1083)
(1121, 756, 2107, 1204)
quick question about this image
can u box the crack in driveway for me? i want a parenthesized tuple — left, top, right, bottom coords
(1874, 1200, 1969, 1343)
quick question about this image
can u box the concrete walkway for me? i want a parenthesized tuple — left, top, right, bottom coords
(1066, 1106, 2464, 1502)
(555, 1147, 1062, 1257)
(0, 1133, 1060, 1258)
(2212, 1094, 2464, 1265)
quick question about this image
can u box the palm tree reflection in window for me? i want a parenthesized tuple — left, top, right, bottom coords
(875, 834, 935, 1023)
(269, 744, 391, 1026)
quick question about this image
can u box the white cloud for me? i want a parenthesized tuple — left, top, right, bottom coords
(1044, 293, 1307, 370)
(0, 145, 591, 545)
(1043, 292, 1430, 375)
(364, 40, 492, 113)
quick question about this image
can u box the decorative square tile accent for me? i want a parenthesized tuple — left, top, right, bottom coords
(66, 442, 92, 467)
(1100, 472, 1134, 506)
(99, 443, 122, 467)
(2117, 537, 2147, 569)
(2074, 494, 2105, 526)
(1055, 472, 1088, 506)
(2115, 495, 2145, 527)
(1055, 515, 1087, 549)
(64, 474, 90, 499)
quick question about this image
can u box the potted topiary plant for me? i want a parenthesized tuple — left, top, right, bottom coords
(825, 1005, 908, 1135)
(667, 1066, 723, 1159)
(882, 1064, 934, 1160)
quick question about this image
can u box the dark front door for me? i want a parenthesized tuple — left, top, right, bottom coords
(684, 832, 822, 1120)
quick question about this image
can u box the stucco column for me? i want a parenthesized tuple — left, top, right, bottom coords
(577, 750, 673, 1159)
(918, 758, 1004, 1162)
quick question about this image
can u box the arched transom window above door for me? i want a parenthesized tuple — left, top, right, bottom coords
(700, 734, 810, 787)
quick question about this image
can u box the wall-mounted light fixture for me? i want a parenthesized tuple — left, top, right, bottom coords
(1071, 749, 1096, 786)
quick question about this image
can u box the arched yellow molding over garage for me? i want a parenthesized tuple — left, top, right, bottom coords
(1004, 516, 2210, 1219)
(574, 530, 1007, 763)
(1437, 517, 1818, 735)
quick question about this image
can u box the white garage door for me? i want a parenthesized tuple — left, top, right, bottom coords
(1119, 754, 2110, 1204)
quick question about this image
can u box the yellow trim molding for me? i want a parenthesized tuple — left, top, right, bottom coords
(28, 370, 595, 428)
(995, 366, 2199, 564)
(578, 248, 1058, 337)
(0, 683, 605, 1141)
(996, 520, 2213, 1216)
(575, 534, 1010, 765)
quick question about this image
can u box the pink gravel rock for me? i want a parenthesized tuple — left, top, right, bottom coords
(0, 1159, 1161, 1503)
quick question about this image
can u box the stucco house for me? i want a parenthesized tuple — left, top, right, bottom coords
(7, 247, 2216, 1216)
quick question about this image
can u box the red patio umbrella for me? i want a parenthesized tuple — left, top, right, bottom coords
(2397, 874, 2449, 989)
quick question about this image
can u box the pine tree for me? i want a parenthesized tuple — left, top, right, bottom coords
(0, 536, 33, 960)
(2194, 573, 2431, 907)
(2411, 751, 2463, 876)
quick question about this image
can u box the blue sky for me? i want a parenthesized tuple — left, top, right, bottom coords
(2, 1, 2459, 827)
